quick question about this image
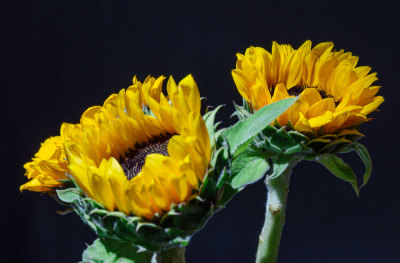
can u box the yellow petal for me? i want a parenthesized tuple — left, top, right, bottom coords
(178, 74, 201, 114)
(307, 98, 335, 118)
(343, 114, 368, 127)
(166, 75, 178, 99)
(172, 86, 191, 117)
(170, 175, 191, 203)
(81, 106, 102, 128)
(298, 88, 322, 107)
(271, 41, 284, 84)
(294, 112, 313, 133)
(149, 183, 170, 212)
(289, 99, 309, 125)
(324, 111, 349, 133)
(307, 42, 334, 86)
(356, 86, 381, 106)
(125, 179, 153, 219)
(166, 135, 188, 163)
(89, 161, 115, 211)
(232, 69, 252, 102)
(308, 111, 333, 128)
(272, 83, 291, 125)
(106, 158, 129, 214)
(348, 73, 378, 100)
(281, 51, 302, 88)
(271, 83, 290, 103)
(250, 79, 271, 110)
(360, 96, 384, 115)
(146, 76, 164, 105)
(20, 176, 58, 192)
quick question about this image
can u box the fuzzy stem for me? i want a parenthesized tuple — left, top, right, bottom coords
(154, 247, 186, 263)
(255, 157, 301, 263)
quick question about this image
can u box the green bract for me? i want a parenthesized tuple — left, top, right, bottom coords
(55, 107, 238, 262)
(228, 99, 373, 195)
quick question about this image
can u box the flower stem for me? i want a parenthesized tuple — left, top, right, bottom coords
(255, 157, 301, 263)
(155, 247, 186, 263)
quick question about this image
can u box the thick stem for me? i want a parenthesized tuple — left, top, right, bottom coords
(255, 158, 301, 263)
(154, 247, 186, 263)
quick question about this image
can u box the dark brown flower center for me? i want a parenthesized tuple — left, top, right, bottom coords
(271, 86, 339, 105)
(120, 134, 172, 180)
(287, 86, 331, 98)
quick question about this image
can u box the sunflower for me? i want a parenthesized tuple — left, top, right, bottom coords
(232, 40, 384, 135)
(20, 136, 68, 192)
(62, 75, 210, 220)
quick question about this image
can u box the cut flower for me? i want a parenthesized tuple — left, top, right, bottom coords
(63, 75, 211, 219)
(232, 40, 384, 136)
(21, 74, 237, 257)
(229, 41, 383, 262)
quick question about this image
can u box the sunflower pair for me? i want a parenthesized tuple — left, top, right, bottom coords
(21, 40, 383, 263)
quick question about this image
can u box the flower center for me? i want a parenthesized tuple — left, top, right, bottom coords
(120, 134, 172, 180)
(287, 86, 332, 99)
(271, 86, 340, 106)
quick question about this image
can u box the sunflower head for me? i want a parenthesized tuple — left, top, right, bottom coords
(62, 75, 210, 218)
(54, 75, 235, 252)
(232, 40, 384, 154)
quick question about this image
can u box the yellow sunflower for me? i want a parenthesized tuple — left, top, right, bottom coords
(20, 136, 68, 192)
(232, 40, 384, 135)
(62, 74, 210, 220)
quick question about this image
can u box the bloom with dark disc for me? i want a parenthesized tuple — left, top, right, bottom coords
(21, 74, 235, 258)
(63, 74, 210, 219)
(232, 40, 384, 136)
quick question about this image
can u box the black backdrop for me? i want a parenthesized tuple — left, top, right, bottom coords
(3, 1, 400, 262)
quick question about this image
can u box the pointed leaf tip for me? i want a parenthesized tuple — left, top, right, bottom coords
(224, 97, 298, 157)
(350, 142, 373, 190)
(82, 238, 153, 263)
(231, 147, 270, 188)
(317, 154, 359, 197)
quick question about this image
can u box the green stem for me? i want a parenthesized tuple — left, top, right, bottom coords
(154, 247, 186, 263)
(255, 157, 301, 263)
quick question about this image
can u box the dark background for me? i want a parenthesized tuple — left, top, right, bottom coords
(3, 1, 400, 262)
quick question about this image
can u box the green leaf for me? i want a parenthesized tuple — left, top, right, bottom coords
(350, 142, 372, 189)
(317, 154, 359, 196)
(267, 154, 293, 181)
(82, 238, 153, 263)
(231, 147, 270, 188)
(242, 97, 253, 112)
(224, 97, 298, 157)
(232, 100, 251, 120)
(203, 105, 223, 150)
(216, 167, 229, 190)
(56, 188, 82, 203)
